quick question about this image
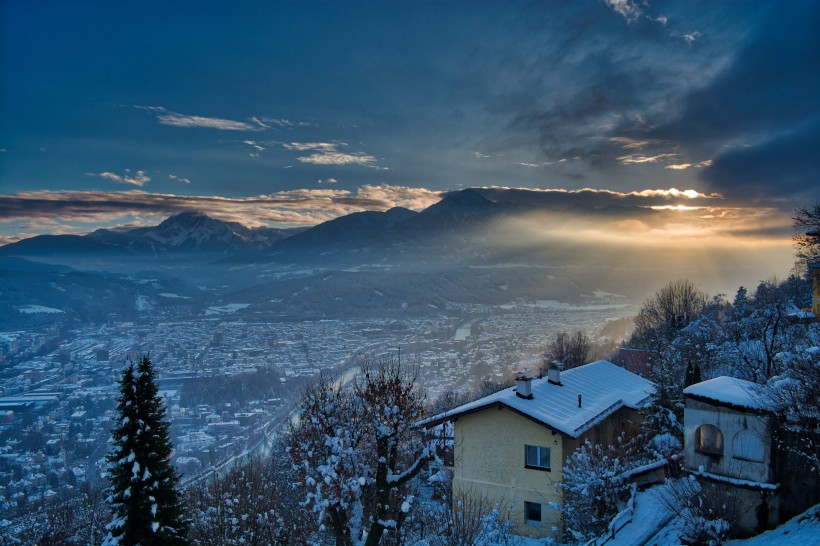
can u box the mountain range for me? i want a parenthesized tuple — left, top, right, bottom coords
(0, 188, 673, 324)
(0, 210, 303, 264)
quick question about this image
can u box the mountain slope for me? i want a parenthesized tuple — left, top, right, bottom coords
(0, 257, 206, 327)
(0, 211, 304, 267)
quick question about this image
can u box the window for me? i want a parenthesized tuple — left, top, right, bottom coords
(732, 430, 765, 462)
(524, 501, 542, 526)
(695, 424, 724, 456)
(525, 445, 551, 470)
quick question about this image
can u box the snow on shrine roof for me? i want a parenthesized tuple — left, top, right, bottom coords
(683, 376, 771, 411)
(421, 360, 655, 438)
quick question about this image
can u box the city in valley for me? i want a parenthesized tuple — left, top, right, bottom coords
(0, 290, 630, 519)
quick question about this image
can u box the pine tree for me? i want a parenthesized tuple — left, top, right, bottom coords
(104, 355, 189, 545)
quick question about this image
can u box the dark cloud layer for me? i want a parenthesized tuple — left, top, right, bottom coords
(703, 115, 820, 197)
(648, 2, 820, 197)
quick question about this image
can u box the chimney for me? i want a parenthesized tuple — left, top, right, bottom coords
(548, 360, 563, 386)
(515, 369, 534, 400)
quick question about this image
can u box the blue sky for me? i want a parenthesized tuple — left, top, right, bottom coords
(1, 0, 818, 247)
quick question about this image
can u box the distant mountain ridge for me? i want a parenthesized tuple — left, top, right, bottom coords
(0, 210, 305, 261)
(262, 189, 512, 264)
(0, 188, 660, 282)
(0, 189, 676, 319)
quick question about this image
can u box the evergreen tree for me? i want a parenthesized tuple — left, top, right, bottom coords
(104, 355, 189, 545)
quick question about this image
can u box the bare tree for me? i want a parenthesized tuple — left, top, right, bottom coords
(660, 477, 739, 544)
(723, 279, 811, 383)
(288, 372, 367, 546)
(288, 356, 440, 546)
(358, 357, 438, 546)
(473, 378, 514, 399)
(793, 203, 820, 267)
(421, 483, 515, 546)
(546, 330, 592, 369)
(14, 483, 107, 545)
(767, 346, 820, 474)
(630, 279, 708, 351)
(428, 389, 471, 416)
(186, 453, 310, 546)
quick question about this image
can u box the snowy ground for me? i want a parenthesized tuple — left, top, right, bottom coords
(512, 485, 819, 546)
(607, 485, 675, 546)
(621, 486, 819, 546)
(726, 504, 820, 546)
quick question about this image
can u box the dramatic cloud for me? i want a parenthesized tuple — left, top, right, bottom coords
(3, 184, 747, 238)
(259, 117, 314, 127)
(617, 153, 678, 165)
(602, 0, 642, 23)
(608, 137, 667, 151)
(297, 152, 378, 166)
(168, 174, 191, 184)
(274, 188, 352, 199)
(2, 0, 814, 253)
(280, 141, 382, 168)
(491, 3, 725, 178)
(158, 113, 263, 131)
(665, 160, 712, 170)
(281, 142, 338, 152)
(87, 170, 151, 187)
(516, 158, 572, 168)
(645, 3, 820, 197)
(0, 185, 443, 236)
(243, 140, 266, 151)
(356, 185, 442, 211)
(475, 187, 725, 212)
(136, 106, 265, 131)
(703, 116, 820, 196)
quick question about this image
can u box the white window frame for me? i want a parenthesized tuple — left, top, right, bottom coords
(525, 444, 551, 470)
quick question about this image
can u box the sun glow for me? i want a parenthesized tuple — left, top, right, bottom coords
(649, 205, 704, 211)
(634, 188, 715, 199)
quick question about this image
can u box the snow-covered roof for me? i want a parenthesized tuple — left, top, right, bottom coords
(421, 360, 655, 438)
(786, 302, 816, 321)
(683, 376, 772, 412)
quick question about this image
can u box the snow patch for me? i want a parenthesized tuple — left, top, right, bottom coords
(206, 303, 250, 315)
(158, 292, 190, 299)
(135, 295, 153, 311)
(16, 305, 64, 314)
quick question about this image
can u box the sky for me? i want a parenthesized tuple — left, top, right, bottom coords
(1, 0, 818, 267)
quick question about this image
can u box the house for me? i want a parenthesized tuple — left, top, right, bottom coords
(422, 359, 655, 539)
(617, 347, 658, 377)
(683, 376, 820, 535)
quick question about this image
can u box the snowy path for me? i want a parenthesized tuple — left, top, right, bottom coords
(606, 484, 675, 546)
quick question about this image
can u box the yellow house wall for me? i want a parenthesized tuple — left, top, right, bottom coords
(451, 405, 644, 539)
(452, 406, 565, 538)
